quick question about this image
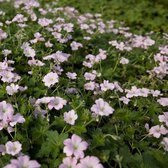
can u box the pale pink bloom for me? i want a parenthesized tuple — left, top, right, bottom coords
(96, 49, 107, 61)
(84, 82, 96, 91)
(66, 72, 77, 80)
(139, 88, 150, 97)
(119, 96, 130, 104)
(42, 72, 59, 87)
(59, 157, 77, 168)
(125, 86, 141, 98)
(91, 98, 114, 116)
(64, 110, 78, 125)
(6, 83, 19, 95)
(0, 101, 14, 116)
(43, 51, 70, 63)
(151, 90, 162, 97)
(48, 97, 67, 110)
(5, 141, 22, 156)
(161, 137, 168, 152)
(100, 80, 114, 91)
(28, 59, 45, 66)
(1, 71, 15, 83)
(84, 72, 96, 81)
(159, 112, 168, 126)
(157, 98, 168, 106)
(149, 125, 168, 138)
(53, 65, 64, 75)
(4, 155, 41, 168)
(70, 41, 83, 51)
(2, 49, 12, 56)
(63, 134, 88, 159)
(113, 82, 123, 92)
(77, 156, 103, 168)
(35, 97, 54, 105)
(0, 29, 7, 40)
(21, 42, 35, 58)
(38, 18, 53, 27)
(12, 14, 27, 23)
(45, 41, 53, 48)
(120, 57, 129, 64)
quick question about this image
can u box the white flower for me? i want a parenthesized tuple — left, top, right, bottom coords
(66, 72, 77, 80)
(42, 72, 59, 87)
(157, 98, 168, 107)
(48, 97, 67, 110)
(64, 110, 78, 125)
(5, 141, 22, 156)
(6, 83, 19, 95)
(120, 57, 129, 64)
(91, 98, 114, 116)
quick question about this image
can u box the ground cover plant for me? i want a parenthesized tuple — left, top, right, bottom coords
(0, 0, 168, 167)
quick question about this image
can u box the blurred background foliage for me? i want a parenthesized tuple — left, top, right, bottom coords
(55, 0, 168, 33)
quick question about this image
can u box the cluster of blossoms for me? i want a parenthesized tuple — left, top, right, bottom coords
(59, 134, 103, 168)
(148, 45, 168, 79)
(21, 42, 44, 67)
(0, 58, 21, 83)
(0, 0, 168, 167)
(109, 35, 155, 51)
(124, 86, 162, 99)
(83, 49, 107, 68)
(0, 101, 25, 133)
(148, 97, 168, 151)
(6, 83, 27, 95)
(33, 96, 67, 118)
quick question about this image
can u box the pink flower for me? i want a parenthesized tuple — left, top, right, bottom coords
(77, 156, 103, 168)
(84, 72, 96, 81)
(84, 82, 97, 91)
(157, 98, 168, 106)
(63, 134, 88, 159)
(66, 72, 77, 80)
(59, 157, 77, 168)
(91, 98, 114, 116)
(70, 41, 83, 51)
(42, 72, 59, 87)
(149, 125, 168, 138)
(64, 110, 78, 125)
(5, 141, 22, 156)
(159, 112, 168, 126)
(125, 86, 141, 98)
(4, 155, 41, 168)
(48, 97, 67, 110)
(161, 137, 168, 152)
(6, 83, 19, 95)
(38, 18, 53, 27)
(119, 96, 130, 104)
(120, 57, 129, 64)
(100, 80, 114, 91)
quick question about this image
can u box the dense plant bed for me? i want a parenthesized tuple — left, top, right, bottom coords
(0, 0, 168, 167)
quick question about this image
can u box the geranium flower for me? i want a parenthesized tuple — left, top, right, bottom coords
(42, 72, 59, 87)
(77, 156, 103, 168)
(149, 125, 168, 138)
(91, 98, 114, 116)
(5, 141, 22, 156)
(59, 157, 77, 168)
(64, 110, 78, 125)
(4, 155, 41, 168)
(48, 97, 67, 110)
(63, 134, 88, 159)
